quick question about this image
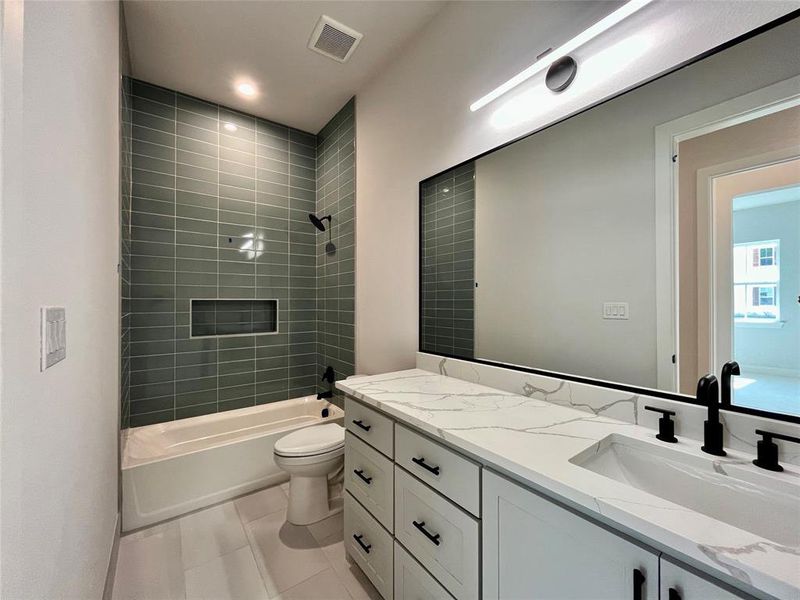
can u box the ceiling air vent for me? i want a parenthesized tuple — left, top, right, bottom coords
(308, 15, 363, 63)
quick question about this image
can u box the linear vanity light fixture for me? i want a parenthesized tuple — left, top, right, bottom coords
(469, 0, 654, 112)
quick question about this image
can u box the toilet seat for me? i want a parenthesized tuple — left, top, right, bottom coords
(274, 423, 344, 458)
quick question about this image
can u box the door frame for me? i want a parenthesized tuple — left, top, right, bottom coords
(653, 74, 800, 392)
(697, 150, 800, 379)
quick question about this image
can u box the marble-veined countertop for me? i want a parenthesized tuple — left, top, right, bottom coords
(337, 369, 799, 600)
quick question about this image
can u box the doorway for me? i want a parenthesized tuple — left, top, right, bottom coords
(709, 159, 800, 415)
(671, 101, 800, 416)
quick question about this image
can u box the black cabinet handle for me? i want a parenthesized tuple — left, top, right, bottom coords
(353, 469, 372, 484)
(412, 520, 441, 546)
(353, 534, 371, 553)
(633, 568, 646, 600)
(668, 588, 681, 600)
(411, 456, 440, 476)
(352, 419, 371, 432)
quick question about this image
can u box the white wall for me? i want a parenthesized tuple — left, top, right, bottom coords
(0, 1, 120, 598)
(355, 0, 798, 375)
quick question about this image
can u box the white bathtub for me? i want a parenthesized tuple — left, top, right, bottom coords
(121, 396, 344, 531)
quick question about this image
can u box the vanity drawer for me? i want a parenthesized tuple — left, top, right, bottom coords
(394, 467, 479, 600)
(345, 431, 394, 531)
(344, 492, 393, 600)
(394, 541, 454, 600)
(395, 424, 480, 516)
(346, 397, 394, 458)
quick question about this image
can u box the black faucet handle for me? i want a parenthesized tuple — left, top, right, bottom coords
(644, 406, 675, 417)
(753, 429, 800, 472)
(644, 406, 678, 443)
(321, 366, 336, 384)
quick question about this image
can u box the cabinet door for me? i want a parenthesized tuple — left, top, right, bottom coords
(660, 557, 750, 600)
(483, 470, 659, 600)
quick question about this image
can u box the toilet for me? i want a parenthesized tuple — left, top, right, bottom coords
(274, 422, 345, 525)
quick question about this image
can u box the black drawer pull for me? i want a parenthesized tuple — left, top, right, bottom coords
(411, 456, 440, 476)
(352, 419, 371, 432)
(668, 588, 681, 600)
(633, 568, 646, 600)
(353, 534, 371, 553)
(412, 520, 441, 546)
(353, 469, 372, 484)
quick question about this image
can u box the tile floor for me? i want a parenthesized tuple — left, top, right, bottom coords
(113, 483, 380, 600)
(733, 372, 800, 417)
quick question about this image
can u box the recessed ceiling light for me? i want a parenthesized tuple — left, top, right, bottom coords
(236, 82, 257, 97)
(223, 122, 238, 132)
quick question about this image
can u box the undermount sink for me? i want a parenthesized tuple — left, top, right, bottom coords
(570, 434, 800, 547)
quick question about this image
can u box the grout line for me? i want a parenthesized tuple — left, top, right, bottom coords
(172, 90, 178, 422)
(128, 89, 317, 146)
(127, 95, 357, 424)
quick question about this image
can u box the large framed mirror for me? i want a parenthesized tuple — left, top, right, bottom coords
(419, 14, 800, 422)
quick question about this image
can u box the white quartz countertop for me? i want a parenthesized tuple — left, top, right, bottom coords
(337, 369, 800, 600)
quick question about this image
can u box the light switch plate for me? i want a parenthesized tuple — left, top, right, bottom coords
(41, 306, 66, 371)
(603, 302, 629, 320)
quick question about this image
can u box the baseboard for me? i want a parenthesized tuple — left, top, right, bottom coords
(102, 512, 121, 600)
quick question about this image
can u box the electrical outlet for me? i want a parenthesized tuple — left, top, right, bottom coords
(603, 302, 629, 320)
(41, 307, 66, 371)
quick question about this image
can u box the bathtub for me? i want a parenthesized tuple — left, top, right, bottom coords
(121, 396, 343, 531)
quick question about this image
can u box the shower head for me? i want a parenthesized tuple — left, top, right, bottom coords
(309, 213, 332, 232)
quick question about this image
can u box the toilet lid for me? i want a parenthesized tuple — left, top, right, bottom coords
(274, 423, 345, 457)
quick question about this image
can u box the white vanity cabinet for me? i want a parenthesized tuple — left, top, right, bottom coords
(344, 397, 482, 600)
(345, 396, 762, 600)
(660, 558, 749, 600)
(483, 470, 660, 600)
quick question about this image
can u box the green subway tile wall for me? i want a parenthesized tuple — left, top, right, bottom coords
(121, 76, 132, 429)
(420, 162, 475, 358)
(316, 99, 356, 388)
(123, 78, 355, 427)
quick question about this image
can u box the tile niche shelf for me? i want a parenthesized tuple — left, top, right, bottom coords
(190, 299, 278, 338)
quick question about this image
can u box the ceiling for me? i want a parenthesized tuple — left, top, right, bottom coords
(734, 184, 799, 211)
(732, 159, 800, 211)
(122, 1, 447, 133)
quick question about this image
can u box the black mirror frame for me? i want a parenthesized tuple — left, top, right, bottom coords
(417, 11, 800, 426)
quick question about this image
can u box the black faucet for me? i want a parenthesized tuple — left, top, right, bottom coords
(720, 361, 740, 407)
(317, 366, 336, 400)
(644, 406, 677, 443)
(698, 374, 726, 457)
(753, 429, 800, 472)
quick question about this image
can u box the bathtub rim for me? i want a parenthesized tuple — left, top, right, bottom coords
(121, 395, 344, 470)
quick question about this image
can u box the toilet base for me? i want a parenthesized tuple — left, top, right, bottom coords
(286, 475, 343, 525)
